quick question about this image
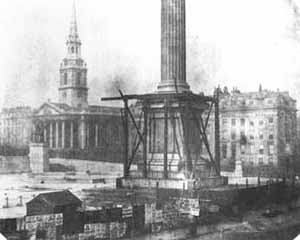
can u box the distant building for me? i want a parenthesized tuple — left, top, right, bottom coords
(0, 107, 33, 153)
(207, 86, 297, 177)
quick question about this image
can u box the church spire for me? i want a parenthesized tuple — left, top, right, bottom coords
(69, 0, 78, 39)
(59, 0, 88, 109)
(66, 0, 81, 58)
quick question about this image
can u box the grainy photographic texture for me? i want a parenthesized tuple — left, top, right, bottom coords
(1, 0, 300, 239)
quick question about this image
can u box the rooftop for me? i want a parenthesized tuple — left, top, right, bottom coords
(27, 190, 82, 207)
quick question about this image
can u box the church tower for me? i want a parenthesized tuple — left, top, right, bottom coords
(59, 1, 88, 108)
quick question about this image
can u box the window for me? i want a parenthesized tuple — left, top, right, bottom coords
(231, 143, 236, 160)
(76, 72, 81, 85)
(250, 135, 254, 140)
(269, 144, 274, 155)
(269, 134, 274, 140)
(241, 145, 246, 154)
(259, 120, 264, 126)
(249, 144, 255, 154)
(268, 117, 274, 123)
(231, 118, 236, 126)
(259, 145, 264, 155)
(77, 92, 82, 98)
(62, 92, 67, 99)
(240, 118, 245, 127)
(71, 46, 74, 53)
(259, 158, 264, 165)
(231, 132, 236, 140)
(64, 73, 67, 85)
(250, 121, 254, 127)
(222, 118, 228, 125)
(222, 143, 227, 159)
(259, 133, 264, 140)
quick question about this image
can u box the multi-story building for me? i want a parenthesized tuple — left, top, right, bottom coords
(207, 86, 297, 177)
(0, 107, 33, 152)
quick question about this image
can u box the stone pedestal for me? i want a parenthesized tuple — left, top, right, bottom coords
(234, 159, 243, 178)
(29, 143, 49, 174)
(133, 98, 213, 180)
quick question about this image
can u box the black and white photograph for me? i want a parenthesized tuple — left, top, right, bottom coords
(1, 0, 300, 239)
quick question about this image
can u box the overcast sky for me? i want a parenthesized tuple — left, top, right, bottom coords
(1, 0, 300, 108)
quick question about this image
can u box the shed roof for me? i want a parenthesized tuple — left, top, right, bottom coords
(28, 190, 81, 207)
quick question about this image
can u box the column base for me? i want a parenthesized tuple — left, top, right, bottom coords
(157, 80, 190, 93)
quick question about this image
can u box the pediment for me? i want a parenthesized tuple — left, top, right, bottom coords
(35, 103, 62, 116)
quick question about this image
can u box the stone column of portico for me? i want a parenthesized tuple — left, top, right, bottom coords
(50, 121, 53, 148)
(158, 0, 190, 93)
(55, 121, 59, 148)
(95, 124, 98, 147)
(70, 121, 74, 148)
(86, 121, 90, 147)
(62, 121, 65, 149)
(79, 117, 86, 149)
(43, 125, 47, 145)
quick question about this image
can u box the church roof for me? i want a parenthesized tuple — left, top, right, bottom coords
(51, 102, 74, 112)
(34, 101, 121, 116)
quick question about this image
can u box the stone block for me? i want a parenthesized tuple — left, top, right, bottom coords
(29, 143, 49, 173)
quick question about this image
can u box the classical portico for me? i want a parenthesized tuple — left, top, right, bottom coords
(32, 102, 121, 151)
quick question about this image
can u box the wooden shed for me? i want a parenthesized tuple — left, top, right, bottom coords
(26, 190, 82, 216)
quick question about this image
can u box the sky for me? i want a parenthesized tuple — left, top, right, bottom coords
(1, 0, 300, 108)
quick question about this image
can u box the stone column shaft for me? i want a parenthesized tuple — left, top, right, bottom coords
(80, 118, 86, 149)
(43, 126, 47, 144)
(95, 124, 98, 147)
(50, 122, 53, 148)
(55, 121, 59, 148)
(158, 0, 190, 93)
(62, 121, 65, 148)
(70, 121, 74, 148)
(86, 121, 89, 147)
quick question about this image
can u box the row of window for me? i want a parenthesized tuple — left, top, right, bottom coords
(222, 98, 275, 106)
(229, 132, 274, 141)
(247, 158, 275, 166)
(70, 46, 79, 54)
(62, 72, 85, 86)
(223, 117, 274, 127)
(222, 143, 274, 159)
(62, 91, 86, 99)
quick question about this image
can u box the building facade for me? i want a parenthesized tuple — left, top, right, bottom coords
(31, 3, 123, 162)
(0, 107, 33, 154)
(0, 3, 123, 164)
(207, 86, 297, 176)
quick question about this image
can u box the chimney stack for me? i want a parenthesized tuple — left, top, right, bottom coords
(158, 0, 190, 93)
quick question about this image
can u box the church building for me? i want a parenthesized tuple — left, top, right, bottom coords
(31, 3, 123, 162)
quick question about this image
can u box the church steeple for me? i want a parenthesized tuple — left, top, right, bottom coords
(70, 0, 78, 37)
(59, 0, 88, 109)
(66, 0, 81, 59)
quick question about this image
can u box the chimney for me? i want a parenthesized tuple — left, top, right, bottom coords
(157, 0, 190, 93)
